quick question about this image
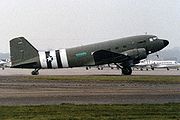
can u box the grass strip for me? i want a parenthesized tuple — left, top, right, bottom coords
(0, 103, 179, 120)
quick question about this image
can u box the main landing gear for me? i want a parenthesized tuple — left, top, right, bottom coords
(121, 66, 132, 75)
(31, 69, 40, 75)
(115, 63, 132, 75)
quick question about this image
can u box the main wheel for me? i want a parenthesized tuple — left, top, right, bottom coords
(122, 67, 132, 75)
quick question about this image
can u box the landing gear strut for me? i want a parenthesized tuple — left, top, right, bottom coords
(115, 63, 132, 75)
(31, 69, 40, 75)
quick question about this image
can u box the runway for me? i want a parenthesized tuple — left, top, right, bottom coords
(0, 67, 180, 76)
(0, 68, 180, 105)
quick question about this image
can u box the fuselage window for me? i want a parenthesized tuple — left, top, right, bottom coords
(123, 45, 127, 48)
(115, 47, 119, 50)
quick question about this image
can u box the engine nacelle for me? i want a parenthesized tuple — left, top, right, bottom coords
(122, 48, 147, 61)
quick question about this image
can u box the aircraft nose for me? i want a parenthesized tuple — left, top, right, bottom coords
(163, 40, 169, 47)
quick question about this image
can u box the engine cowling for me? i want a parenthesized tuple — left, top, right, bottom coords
(122, 48, 147, 61)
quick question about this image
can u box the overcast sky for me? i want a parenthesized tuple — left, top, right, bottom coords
(0, 0, 179, 52)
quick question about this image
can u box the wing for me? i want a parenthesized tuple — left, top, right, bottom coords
(92, 50, 129, 65)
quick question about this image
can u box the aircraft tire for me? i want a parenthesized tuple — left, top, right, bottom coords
(31, 70, 39, 75)
(122, 67, 132, 75)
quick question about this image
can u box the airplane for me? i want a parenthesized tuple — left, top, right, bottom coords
(135, 59, 180, 70)
(0, 59, 7, 70)
(150, 60, 180, 70)
(134, 59, 153, 70)
(9, 35, 169, 75)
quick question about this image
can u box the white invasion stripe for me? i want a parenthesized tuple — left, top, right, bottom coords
(38, 51, 47, 68)
(50, 50, 58, 68)
(60, 49, 69, 68)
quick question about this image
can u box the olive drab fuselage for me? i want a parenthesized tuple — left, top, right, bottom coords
(36, 35, 169, 69)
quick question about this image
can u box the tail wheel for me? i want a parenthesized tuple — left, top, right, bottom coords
(31, 69, 40, 75)
(122, 67, 132, 75)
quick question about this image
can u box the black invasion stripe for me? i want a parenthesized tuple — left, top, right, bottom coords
(45, 51, 52, 69)
(55, 50, 63, 68)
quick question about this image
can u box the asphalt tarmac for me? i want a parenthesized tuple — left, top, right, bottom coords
(0, 67, 180, 76)
(0, 68, 179, 105)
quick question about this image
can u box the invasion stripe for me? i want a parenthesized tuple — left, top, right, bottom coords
(45, 51, 52, 68)
(60, 49, 69, 68)
(55, 50, 63, 68)
(38, 51, 47, 68)
(50, 50, 58, 68)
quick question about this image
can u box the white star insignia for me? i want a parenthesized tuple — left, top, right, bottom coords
(47, 56, 53, 62)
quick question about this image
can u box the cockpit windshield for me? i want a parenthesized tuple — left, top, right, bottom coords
(149, 36, 158, 42)
(153, 36, 158, 40)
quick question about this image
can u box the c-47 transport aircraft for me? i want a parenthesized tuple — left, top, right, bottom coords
(10, 35, 169, 75)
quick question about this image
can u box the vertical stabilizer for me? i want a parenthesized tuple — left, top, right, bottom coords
(10, 37, 41, 68)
